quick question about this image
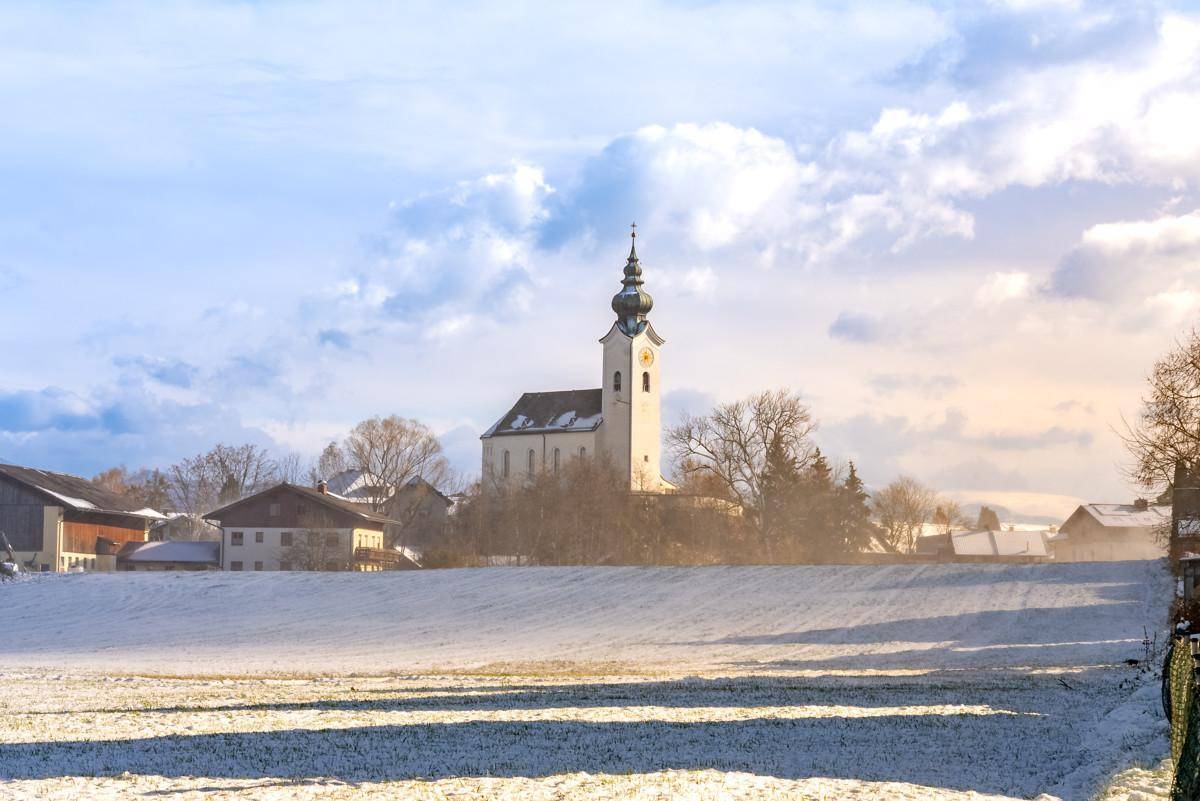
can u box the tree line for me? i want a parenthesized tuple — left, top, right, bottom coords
(92, 388, 999, 561)
(93, 416, 453, 541)
(442, 389, 994, 565)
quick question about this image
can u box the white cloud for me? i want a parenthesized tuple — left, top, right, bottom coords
(976, 272, 1032, 304)
(1049, 208, 1200, 302)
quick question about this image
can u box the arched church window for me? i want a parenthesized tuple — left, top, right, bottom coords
(502, 450, 510, 478)
(642, 371, 651, 392)
(528, 449, 536, 474)
(553, 448, 561, 473)
(613, 371, 622, 392)
(579, 446, 587, 458)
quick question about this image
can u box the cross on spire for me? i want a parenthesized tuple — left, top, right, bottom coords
(613, 224, 652, 335)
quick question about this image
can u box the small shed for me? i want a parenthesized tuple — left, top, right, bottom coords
(117, 540, 221, 571)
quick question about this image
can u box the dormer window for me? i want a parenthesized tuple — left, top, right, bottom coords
(642, 371, 651, 392)
(613, 371, 622, 392)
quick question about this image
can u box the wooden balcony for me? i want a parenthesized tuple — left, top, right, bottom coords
(353, 547, 421, 570)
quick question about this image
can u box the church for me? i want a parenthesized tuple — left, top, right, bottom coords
(481, 227, 669, 492)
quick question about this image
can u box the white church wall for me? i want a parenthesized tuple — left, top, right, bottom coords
(482, 430, 598, 487)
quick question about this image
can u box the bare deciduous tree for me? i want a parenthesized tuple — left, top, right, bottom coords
(276, 452, 309, 485)
(1123, 328, 1200, 491)
(309, 441, 350, 486)
(932, 499, 970, 535)
(343, 416, 450, 512)
(873, 476, 937, 553)
(667, 389, 816, 546)
(167, 443, 279, 523)
(208, 444, 277, 503)
(93, 466, 172, 513)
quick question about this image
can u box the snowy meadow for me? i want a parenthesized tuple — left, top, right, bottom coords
(0, 563, 1175, 799)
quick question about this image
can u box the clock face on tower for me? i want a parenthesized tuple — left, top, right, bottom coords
(639, 347, 655, 367)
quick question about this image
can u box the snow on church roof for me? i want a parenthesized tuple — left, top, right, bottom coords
(482, 389, 603, 438)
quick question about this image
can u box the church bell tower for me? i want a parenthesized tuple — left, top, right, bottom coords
(599, 225, 665, 491)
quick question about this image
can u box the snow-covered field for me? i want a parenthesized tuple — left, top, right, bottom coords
(0, 562, 1175, 799)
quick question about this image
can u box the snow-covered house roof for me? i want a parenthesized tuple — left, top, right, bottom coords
(1068, 503, 1170, 529)
(117, 540, 221, 565)
(952, 529, 1049, 557)
(324, 471, 450, 509)
(150, 513, 220, 537)
(481, 389, 603, 438)
(0, 463, 166, 520)
(325, 469, 391, 504)
(916, 529, 1050, 558)
(204, 482, 396, 526)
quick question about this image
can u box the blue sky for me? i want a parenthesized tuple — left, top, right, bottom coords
(4, 0, 1200, 519)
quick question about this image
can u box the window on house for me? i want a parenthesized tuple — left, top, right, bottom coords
(255, 531, 264, 543)
(644, 455, 650, 462)
(230, 561, 243, 571)
(254, 561, 263, 571)
(308, 531, 321, 546)
(230, 531, 244, 546)
(325, 532, 339, 547)
(553, 448, 561, 473)
(642, 371, 651, 392)
(613, 371, 622, 392)
(528, 449, 536, 474)
(579, 446, 587, 458)
(297, 504, 307, 518)
(279, 560, 291, 571)
(280, 531, 293, 547)
(269, 503, 280, 517)
(502, 450, 510, 478)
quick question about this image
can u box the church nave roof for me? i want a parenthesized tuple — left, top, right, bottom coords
(481, 388, 603, 438)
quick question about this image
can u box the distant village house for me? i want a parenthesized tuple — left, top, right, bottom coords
(204, 481, 417, 571)
(0, 463, 162, 572)
(1047, 501, 1167, 562)
(916, 527, 1051, 562)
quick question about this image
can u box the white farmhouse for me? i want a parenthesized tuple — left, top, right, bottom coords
(1047, 501, 1168, 561)
(481, 228, 669, 492)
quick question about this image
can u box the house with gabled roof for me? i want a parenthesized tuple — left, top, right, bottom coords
(204, 481, 418, 571)
(1048, 501, 1168, 561)
(0, 463, 164, 572)
(480, 228, 671, 492)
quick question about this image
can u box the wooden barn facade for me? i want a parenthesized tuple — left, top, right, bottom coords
(205, 482, 416, 572)
(0, 463, 162, 572)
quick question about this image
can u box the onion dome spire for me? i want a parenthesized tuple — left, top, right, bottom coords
(611, 223, 654, 335)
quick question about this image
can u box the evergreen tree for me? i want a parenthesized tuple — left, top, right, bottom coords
(759, 435, 802, 560)
(800, 448, 837, 560)
(834, 461, 874, 555)
(976, 506, 1001, 531)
